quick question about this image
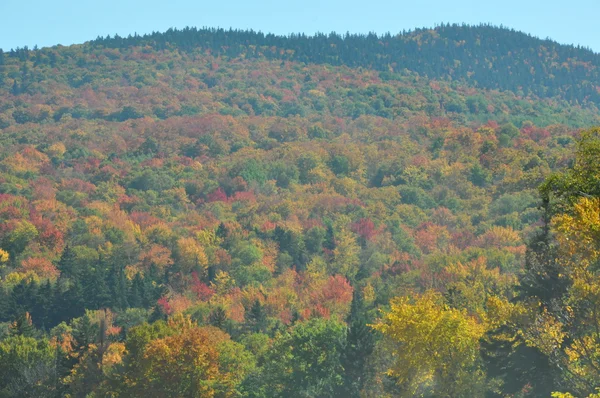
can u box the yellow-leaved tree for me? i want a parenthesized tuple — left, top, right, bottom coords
(331, 227, 360, 280)
(112, 315, 255, 398)
(176, 237, 208, 274)
(521, 128, 600, 397)
(523, 197, 600, 396)
(371, 290, 487, 397)
(0, 249, 8, 264)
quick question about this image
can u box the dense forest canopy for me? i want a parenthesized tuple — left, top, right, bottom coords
(0, 24, 600, 397)
(89, 23, 600, 104)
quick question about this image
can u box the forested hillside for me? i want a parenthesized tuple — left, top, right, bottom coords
(0, 25, 600, 397)
(7, 23, 600, 104)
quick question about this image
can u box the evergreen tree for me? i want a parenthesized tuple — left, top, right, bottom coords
(207, 265, 217, 283)
(7, 280, 37, 321)
(216, 222, 228, 239)
(0, 287, 8, 321)
(145, 263, 166, 305)
(246, 299, 268, 333)
(9, 312, 35, 337)
(11, 79, 20, 96)
(482, 325, 558, 397)
(72, 312, 98, 354)
(49, 51, 57, 67)
(517, 228, 569, 307)
(208, 307, 227, 329)
(31, 280, 54, 329)
(57, 245, 78, 280)
(339, 289, 375, 397)
(108, 262, 129, 310)
(324, 224, 336, 251)
(83, 258, 111, 310)
(128, 273, 145, 308)
(59, 280, 85, 323)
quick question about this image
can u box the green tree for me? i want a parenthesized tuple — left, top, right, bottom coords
(4, 220, 38, 257)
(340, 289, 376, 397)
(540, 127, 600, 215)
(57, 245, 78, 280)
(260, 318, 347, 397)
(0, 335, 57, 397)
(246, 299, 268, 334)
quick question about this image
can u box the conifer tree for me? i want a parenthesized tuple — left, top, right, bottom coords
(246, 299, 268, 333)
(340, 289, 375, 397)
(108, 262, 129, 310)
(57, 245, 78, 280)
(32, 280, 54, 329)
(11, 79, 20, 96)
(9, 312, 35, 337)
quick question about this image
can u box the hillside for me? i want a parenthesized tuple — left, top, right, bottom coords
(6, 23, 600, 104)
(0, 25, 599, 397)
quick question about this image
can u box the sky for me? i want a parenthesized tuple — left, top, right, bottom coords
(1, 0, 599, 52)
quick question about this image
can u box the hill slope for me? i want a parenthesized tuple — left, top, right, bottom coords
(77, 23, 600, 104)
(0, 25, 598, 397)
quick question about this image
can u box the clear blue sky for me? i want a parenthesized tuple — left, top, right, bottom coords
(1, 0, 599, 52)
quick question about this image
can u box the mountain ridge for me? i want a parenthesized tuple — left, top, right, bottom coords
(5, 23, 600, 105)
(87, 23, 600, 104)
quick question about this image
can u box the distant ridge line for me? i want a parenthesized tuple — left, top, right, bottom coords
(6, 23, 600, 104)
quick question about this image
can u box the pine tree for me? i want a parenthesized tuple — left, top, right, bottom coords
(60, 279, 85, 322)
(517, 229, 568, 307)
(482, 325, 558, 397)
(146, 263, 166, 305)
(246, 299, 268, 333)
(0, 286, 8, 321)
(324, 224, 336, 251)
(216, 222, 228, 239)
(207, 265, 217, 283)
(72, 312, 98, 354)
(57, 245, 78, 280)
(128, 273, 145, 308)
(11, 79, 20, 96)
(49, 51, 57, 67)
(339, 289, 375, 397)
(9, 312, 35, 337)
(208, 307, 227, 329)
(81, 257, 111, 310)
(7, 279, 37, 321)
(31, 280, 54, 329)
(108, 262, 129, 310)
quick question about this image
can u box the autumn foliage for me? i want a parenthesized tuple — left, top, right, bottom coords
(0, 25, 600, 397)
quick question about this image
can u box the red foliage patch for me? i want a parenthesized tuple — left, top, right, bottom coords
(192, 272, 215, 301)
(157, 296, 173, 315)
(206, 187, 228, 202)
(351, 218, 377, 242)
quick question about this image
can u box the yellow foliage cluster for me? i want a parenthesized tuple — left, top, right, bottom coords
(524, 197, 600, 396)
(0, 249, 8, 263)
(1, 147, 49, 174)
(372, 290, 487, 397)
(176, 236, 209, 273)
